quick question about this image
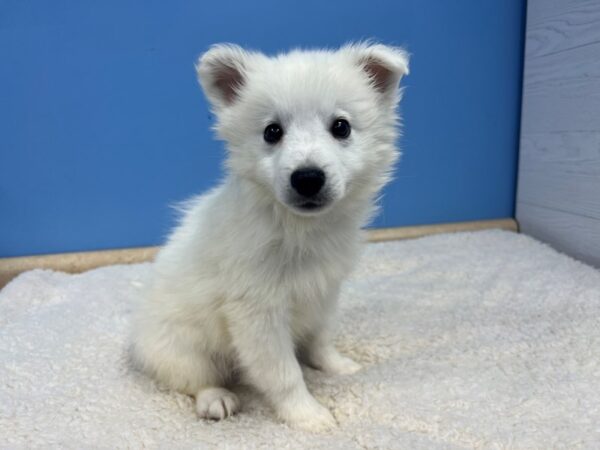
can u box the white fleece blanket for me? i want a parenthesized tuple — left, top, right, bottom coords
(1, 230, 599, 449)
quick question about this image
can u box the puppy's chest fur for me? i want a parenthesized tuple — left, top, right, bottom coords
(273, 236, 358, 341)
(224, 226, 361, 340)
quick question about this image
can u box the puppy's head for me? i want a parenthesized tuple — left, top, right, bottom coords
(196, 43, 409, 217)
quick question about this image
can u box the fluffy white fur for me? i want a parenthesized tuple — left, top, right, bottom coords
(130, 42, 409, 431)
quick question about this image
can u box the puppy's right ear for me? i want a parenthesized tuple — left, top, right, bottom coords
(196, 44, 251, 110)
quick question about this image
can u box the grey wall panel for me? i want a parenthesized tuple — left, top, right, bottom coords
(517, 203, 600, 267)
(521, 42, 600, 133)
(519, 132, 600, 219)
(526, 0, 600, 58)
(517, 0, 600, 267)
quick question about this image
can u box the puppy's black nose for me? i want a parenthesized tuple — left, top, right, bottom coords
(290, 167, 326, 197)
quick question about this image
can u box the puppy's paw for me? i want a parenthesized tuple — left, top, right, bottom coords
(306, 344, 362, 376)
(279, 397, 337, 432)
(196, 387, 239, 420)
(310, 350, 362, 376)
(325, 355, 362, 376)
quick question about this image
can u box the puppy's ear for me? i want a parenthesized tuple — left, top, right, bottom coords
(349, 43, 409, 102)
(196, 44, 252, 109)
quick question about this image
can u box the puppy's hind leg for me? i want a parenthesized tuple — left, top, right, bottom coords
(194, 351, 240, 421)
(132, 330, 240, 420)
(196, 385, 240, 421)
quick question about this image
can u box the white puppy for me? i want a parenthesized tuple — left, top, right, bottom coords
(131, 42, 408, 431)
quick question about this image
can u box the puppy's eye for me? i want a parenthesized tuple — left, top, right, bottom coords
(263, 123, 283, 144)
(331, 118, 351, 139)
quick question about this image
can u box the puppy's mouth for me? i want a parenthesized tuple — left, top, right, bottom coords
(282, 186, 335, 216)
(288, 198, 332, 216)
(298, 201, 324, 210)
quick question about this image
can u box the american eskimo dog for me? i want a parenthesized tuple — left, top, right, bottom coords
(131, 42, 408, 431)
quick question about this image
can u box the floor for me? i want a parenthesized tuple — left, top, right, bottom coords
(1, 230, 598, 448)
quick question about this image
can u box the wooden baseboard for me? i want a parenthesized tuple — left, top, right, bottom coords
(0, 218, 517, 289)
(367, 218, 518, 242)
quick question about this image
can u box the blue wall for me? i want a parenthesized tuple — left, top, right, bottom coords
(0, 1, 525, 257)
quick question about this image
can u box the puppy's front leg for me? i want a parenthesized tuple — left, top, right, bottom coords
(304, 329, 362, 376)
(227, 300, 336, 431)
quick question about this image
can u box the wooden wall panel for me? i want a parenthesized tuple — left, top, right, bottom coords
(517, 0, 600, 267)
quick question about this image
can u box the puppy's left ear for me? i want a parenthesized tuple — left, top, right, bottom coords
(196, 44, 254, 110)
(350, 44, 410, 103)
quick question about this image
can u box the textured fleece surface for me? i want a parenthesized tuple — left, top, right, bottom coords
(1, 230, 599, 449)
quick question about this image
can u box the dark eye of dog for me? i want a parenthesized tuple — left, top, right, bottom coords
(331, 118, 351, 139)
(263, 123, 283, 144)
